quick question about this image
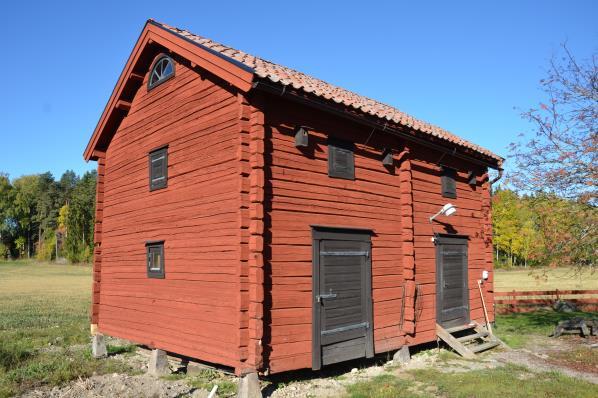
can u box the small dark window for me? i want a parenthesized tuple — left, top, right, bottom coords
(328, 138, 355, 180)
(149, 146, 168, 191)
(441, 166, 457, 198)
(146, 241, 165, 278)
(148, 55, 175, 89)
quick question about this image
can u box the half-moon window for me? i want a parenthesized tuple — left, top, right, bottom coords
(148, 55, 175, 89)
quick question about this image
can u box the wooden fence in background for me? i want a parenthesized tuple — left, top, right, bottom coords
(495, 289, 598, 314)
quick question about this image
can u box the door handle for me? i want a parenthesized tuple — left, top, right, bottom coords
(316, 290, 337, 303)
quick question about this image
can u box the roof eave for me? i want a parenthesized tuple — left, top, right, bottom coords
(83, 20, 255, 161)
(252, 78, 503, 169)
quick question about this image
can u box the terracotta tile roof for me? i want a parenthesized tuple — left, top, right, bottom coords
(156, 21, 502, 164)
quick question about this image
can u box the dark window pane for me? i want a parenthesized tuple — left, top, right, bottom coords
(148, 55, 175, 89)
(146, 242, 165, 278)
(149, 147, 168, 191)
(328, 138, 355, 180)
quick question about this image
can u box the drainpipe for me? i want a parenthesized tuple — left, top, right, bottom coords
(489, 168, 504, 187)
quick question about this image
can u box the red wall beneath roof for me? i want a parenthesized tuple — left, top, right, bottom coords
(93, 55, 495, 375)
(260, 97, 494, 373)
(96, 58, 245, 369)
(408, 146, 494, 346)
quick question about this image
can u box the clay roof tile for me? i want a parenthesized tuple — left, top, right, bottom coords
(155, 21, 502, 164)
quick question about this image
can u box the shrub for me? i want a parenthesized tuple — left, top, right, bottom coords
(0, 243, 8, 260)
(35, 233, 56, 262)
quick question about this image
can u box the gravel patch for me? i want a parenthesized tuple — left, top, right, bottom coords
(18, 373, 207, 398)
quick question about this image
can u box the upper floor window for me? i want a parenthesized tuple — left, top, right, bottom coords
(149, 146, 168, 191)
(148, 55, 175, 90)
(328, 138, 355, 180)
(441, 166, 457, 199)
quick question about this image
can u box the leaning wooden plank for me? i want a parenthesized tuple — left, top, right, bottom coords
(435, 324, 475, 359)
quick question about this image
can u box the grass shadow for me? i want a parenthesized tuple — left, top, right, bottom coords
(495, 310, 598, 348)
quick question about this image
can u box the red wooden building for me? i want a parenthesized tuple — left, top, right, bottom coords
(84, 20, 503, 375)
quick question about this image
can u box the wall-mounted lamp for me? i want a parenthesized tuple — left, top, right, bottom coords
(294, 126, 309, 148)
(429, 203, 457, 222)
(382, 148, 394, 166)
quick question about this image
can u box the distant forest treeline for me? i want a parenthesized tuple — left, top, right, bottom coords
(0, 171, 96, 263)
(492, 188, 596, 270)
(1, 168, 595, 270)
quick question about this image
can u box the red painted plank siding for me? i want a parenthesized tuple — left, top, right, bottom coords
(408, 150, 493, 345)
(94, 54, 495, 375)
(262, 101, 406, 373)
(261, 98, 494, 373)
(97, 60, 244, 369)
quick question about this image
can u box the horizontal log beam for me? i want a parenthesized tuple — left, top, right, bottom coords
(115, 100, 132, 112)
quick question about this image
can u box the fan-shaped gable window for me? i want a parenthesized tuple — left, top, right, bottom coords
(148, 55, 175, 89)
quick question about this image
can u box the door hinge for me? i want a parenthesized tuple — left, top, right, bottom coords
(320, 251, 369, 257)
(321, 321, 369, 335)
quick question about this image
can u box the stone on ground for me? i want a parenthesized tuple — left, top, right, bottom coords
(92, 334, 107, 358)
(237, 372, 262, 398)
(393, 345, 411, 365)
(148, 349, 171, 376)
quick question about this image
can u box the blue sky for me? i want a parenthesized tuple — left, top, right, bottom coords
(0, 1, 596, 180)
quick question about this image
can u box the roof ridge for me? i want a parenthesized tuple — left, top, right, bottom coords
(152, 20, 502, 164)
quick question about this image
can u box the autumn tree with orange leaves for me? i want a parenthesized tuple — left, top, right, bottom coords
(504, 45, 597, 271)
(509, 44, 597, 202)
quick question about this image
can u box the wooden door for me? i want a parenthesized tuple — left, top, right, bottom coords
(436, 236, 470, 328)
(312, 228, 374, 370)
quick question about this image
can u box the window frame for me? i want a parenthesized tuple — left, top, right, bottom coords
(146, 241, 165, 279)
(441, 165, 457, 199)
(147, 54, 176, 90)
(149, 145, 168, 191)
(328, 137, 355, 180)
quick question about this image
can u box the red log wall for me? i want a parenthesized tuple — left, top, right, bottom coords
(262, 101, 407, 373)
(97, 59, 245, 369)
(261, 98, 494, 373)
(94, 54, 494, 375)
(409, 147, 494, 346)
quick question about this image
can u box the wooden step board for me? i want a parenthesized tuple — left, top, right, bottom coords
(436, 322, 501, 359)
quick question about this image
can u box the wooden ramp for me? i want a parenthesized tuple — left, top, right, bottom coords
(436, 322, 502, 359)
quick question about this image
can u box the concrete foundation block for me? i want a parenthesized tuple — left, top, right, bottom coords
(92, 334, 107, 358)
(392, 345, 411, 365)
(237, 372, 262, 398)
(148, 349, 171, 376)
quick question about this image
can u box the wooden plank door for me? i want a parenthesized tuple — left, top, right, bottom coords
(312, 228, 374, 370)
(436, 236, 470, 328)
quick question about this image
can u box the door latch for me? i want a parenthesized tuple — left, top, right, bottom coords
(316, 289, 337, 303)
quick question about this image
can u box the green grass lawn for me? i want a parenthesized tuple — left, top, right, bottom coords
(345, 364, 598, 398)
(493, 266, 598, 347)
(346, 267, 598, 398)
(0, 260, 136, 397)
(494, 310, 598, 348)
(494, 267, 598, 291)
(345, 310, 598, 397)
(2, 260, 596, 397)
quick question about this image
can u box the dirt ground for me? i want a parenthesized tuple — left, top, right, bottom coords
(18, 333, 597, 398)
(265, 334, 598, 398)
